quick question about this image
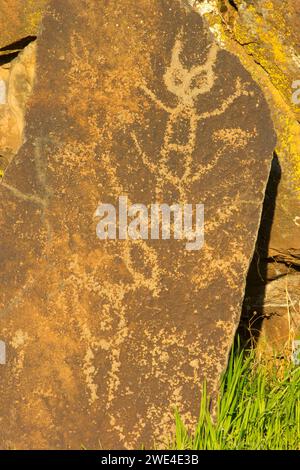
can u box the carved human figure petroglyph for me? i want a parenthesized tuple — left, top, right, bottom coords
(132, 31, 250, 202)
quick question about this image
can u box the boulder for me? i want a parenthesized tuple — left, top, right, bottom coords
(0, 0, 275, 449)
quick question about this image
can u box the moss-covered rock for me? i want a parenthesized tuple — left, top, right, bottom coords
(0, 0, 47, 49)
(190, 0, 300, 350)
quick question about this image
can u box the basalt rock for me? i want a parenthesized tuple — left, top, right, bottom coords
(0, 0, 275, 449)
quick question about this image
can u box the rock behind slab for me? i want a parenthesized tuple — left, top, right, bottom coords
(0, 42, 36, 172)
(0, 0, 46, 49)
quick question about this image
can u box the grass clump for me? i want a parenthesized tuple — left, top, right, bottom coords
(173, 346, 300, 450)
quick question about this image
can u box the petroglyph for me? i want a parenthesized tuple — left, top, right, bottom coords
(133, 31, 250, 202)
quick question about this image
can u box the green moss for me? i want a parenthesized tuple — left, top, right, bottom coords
(197, 0, 300, 197)
(23, 0, 48, 31)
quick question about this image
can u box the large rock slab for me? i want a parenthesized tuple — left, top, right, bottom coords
(0, 0, 276, 449)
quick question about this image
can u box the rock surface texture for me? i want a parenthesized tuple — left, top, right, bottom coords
(190, 0, 300, 350)
(0, 0, 275, 449)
